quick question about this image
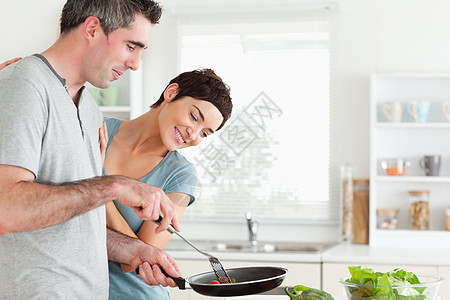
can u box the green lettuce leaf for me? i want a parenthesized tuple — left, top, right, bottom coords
(345, 266, 430, 300)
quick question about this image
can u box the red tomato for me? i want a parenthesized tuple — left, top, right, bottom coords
(209, 280, 220, 284)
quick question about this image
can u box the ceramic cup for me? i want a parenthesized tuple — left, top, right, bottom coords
(419, 155, 441, 176)
(407, 101, 431, 122)
(88, 88, 104, 106)
(100, 87, 120, 106)
(442, 101, 450, 122)
(382, 101, 403, 122)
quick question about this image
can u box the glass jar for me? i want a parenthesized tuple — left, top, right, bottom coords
(352, 179, 369, 244)
(446, 207, 450, 231)
(341, 165, 353, 241)
(377, 208, 399, 229)
(408, 190, 429, 230)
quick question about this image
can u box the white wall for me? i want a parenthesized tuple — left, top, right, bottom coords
(331, 0, 375, 179)
(2, 0, 450, 241)
(0, 0, 65, 61)
(375, 0, 450, 72)
(141, 12, 179, 108)
(333, 0, 450, 179)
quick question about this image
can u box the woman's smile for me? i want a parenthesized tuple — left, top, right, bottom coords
(174, 127, 186, 144)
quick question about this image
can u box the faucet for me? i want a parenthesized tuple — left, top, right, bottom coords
(246, 212, 258, 246)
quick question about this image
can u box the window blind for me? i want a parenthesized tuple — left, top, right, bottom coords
(177, 5, 338, 224)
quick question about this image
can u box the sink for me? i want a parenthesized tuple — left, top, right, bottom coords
(165, 239, 334, 253)
(214, 241, 335, 253)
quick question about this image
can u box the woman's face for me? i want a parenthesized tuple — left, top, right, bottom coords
(159, 96, 224, 151)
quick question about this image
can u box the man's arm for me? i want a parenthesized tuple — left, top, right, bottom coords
(107, 228, 181, 287)
(0, 164, 179, 235)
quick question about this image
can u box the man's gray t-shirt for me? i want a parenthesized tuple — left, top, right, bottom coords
(0, 56, 108, 299)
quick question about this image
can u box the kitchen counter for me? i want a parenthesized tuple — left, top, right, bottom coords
(167, 240, 450, 266)
(167, 241, 450, 299)
(166, 247, 322, 263)
(227, 296, 440, 300)
(225, 296, 347, 300)
(164, 238, 325, 263)
(322, 242, 450, 266)
(322, 243, 449, 298)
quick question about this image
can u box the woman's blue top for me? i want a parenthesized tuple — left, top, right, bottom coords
(103, 117, 197, 300)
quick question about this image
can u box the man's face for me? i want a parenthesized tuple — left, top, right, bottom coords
(86, 14, 152, 89)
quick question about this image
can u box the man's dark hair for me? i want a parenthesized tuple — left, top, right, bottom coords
(60, 0, 163, 35)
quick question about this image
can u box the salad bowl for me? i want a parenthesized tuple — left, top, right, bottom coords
(339, 273, 442, 300)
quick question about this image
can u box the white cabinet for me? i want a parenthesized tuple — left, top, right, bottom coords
(88, 68, 143, 120)
(169, 258, 321, 300)
(437, 266, 450, 297)
(322, 262, 438, 297)
(370, 74, 450, 247)
(168, 259, 210, 300)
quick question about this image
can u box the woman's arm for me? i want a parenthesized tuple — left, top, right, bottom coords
(106, 192, 190, 242)
(99, 121, 108, 165)
(106, 200, 137, 238)
(137, 193, 191, 249)
(106, 200, 140, 272)
(105, 192, 191, 271)
(0, 57, 21, 70)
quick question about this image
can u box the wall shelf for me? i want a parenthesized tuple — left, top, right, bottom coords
(375, 176, 450, 183)
(375, 122, 450, 129)
(370, 74, 450, 247)
(99, 106, 131, 113)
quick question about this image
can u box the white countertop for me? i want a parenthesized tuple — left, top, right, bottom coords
(226, 296, 440, 300)
(167, 248, 322, 263)
(168, 242, 450, 266)
(167, 243, 447, 300)
(226, 296, 346, 300)
(322, 242, 450, 266)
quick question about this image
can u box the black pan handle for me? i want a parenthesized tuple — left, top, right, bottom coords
(161, 268, 186, 290)
(135, 266, 186, 290)
(154, 215, 176, 234)
(155, 215, 163, 224)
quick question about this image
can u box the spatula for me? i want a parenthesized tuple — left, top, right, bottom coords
(155, 217, 231, 284)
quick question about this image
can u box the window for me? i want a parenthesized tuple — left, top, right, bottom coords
(178, 7, 338, 224)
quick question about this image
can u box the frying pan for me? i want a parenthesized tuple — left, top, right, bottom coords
(166, 266, 287, 297)
(145, 218, 287, 296)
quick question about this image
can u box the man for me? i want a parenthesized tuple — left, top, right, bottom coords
(0, 0, 181, 298)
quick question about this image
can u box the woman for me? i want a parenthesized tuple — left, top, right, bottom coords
(103, 68, 232, 299)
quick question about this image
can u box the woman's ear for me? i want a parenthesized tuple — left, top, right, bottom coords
(163, 83, 179, 102)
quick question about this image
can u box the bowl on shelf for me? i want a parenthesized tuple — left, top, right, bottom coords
(379, 158, 410, 176)
(339, 274, 442, 300)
